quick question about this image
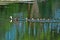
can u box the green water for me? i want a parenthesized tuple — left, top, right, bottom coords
(0, 1, 60, 40)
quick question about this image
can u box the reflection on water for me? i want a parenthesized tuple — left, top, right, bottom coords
(5, 24, 16, 40)
(55, 9, 60, 19)
(5, 19, 60, 40)
(5, 11, 60, 40)
(0, 1, 60, 40)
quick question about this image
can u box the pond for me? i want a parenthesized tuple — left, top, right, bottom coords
(0, 2, 60, 40)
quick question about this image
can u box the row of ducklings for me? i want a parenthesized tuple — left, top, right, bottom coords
(10, 16, 57, 22)
(26, 18, 50, 20)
